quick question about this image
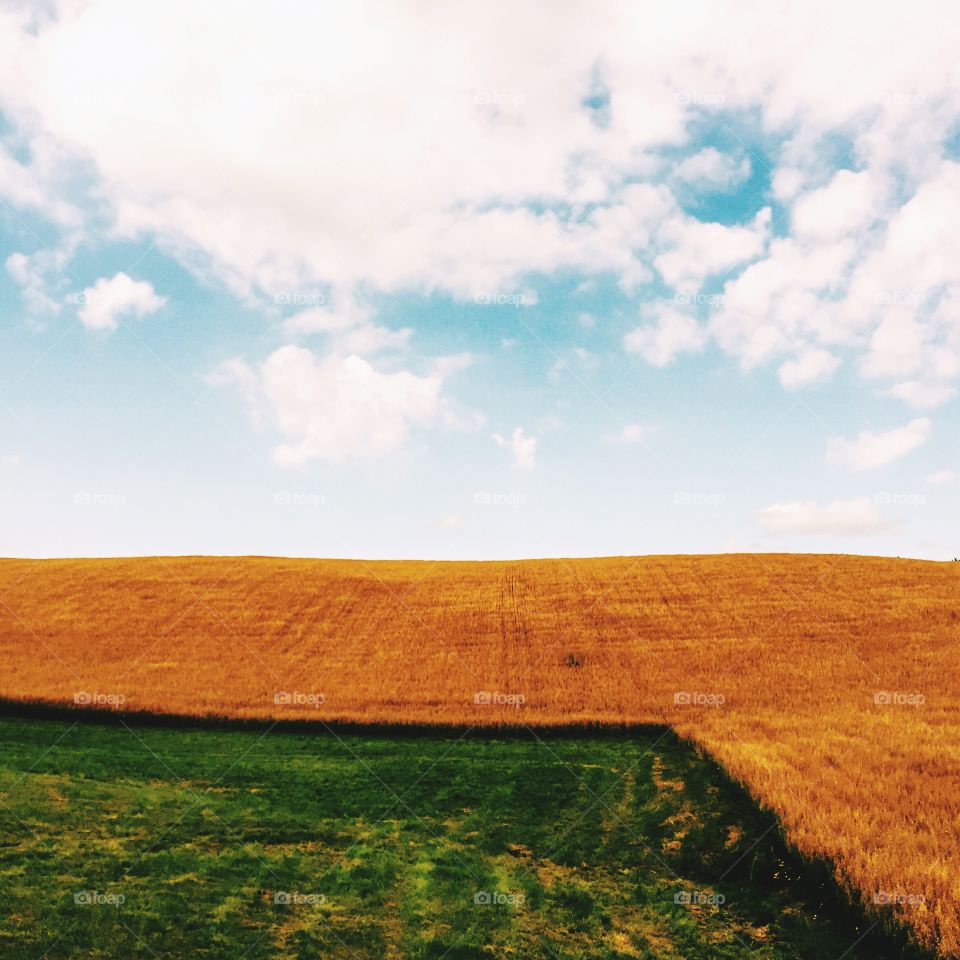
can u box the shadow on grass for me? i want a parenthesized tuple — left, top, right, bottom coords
(0, 695, 938, 960)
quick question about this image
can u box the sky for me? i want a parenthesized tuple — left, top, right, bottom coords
(0, 0, 958, 561)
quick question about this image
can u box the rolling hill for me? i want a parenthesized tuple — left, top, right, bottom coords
(0, 553, 957, 954)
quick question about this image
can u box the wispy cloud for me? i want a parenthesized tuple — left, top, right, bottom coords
(755, 499, 892, 536)
(604, 424, 656, 445)
(826, 418, 930, 471)
(492, 427, 537, 471)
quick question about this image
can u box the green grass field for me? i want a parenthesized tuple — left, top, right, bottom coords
(0, 717, 909, 959)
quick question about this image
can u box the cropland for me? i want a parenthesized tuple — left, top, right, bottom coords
(0, 553, 956, 955)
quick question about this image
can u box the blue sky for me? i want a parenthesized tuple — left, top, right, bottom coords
(0, 1, 958, 560)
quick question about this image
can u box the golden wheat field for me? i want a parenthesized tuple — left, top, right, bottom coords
(1, 553, 958, 954)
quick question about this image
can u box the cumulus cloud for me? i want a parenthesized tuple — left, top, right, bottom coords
(75, 272, 165, 331)
(778, 347, 840, 389)
(826, 417, 930, 471)
(0, 3, 947, 298)
(1, 0, 960, 410)
(755, 498, 892, 536)
(885, 380, 957, 410)
(710, 236, 856, 369)
(653, 207, 770, 291)
(710, 157, 960, 401)
(791, 169, 890, 240)
(674, 147, 751, 190)
(211, 347, 463, 466)
(624, 305, 706, 366)
(492, 427, 537, 471)
(0, 2, 682, 300)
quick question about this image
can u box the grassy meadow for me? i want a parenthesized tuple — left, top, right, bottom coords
(0, 553, 956, 953)
(0, 717, 913, 960)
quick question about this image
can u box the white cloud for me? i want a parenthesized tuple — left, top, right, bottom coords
(0, 142, 79, 227)
(282, 302, 370, 336)
(213, 347, 458, 466)
(885, 380, 957, 410)
(927, 469, 956, 486)
(1, 0, 960, 408)
(624, 305, 705, 366)
(674, 147, 751, 190)
(5, 251, 61, 314)
(653, 207, 770, 291)
(850, 164, 960, 383)
(778, 347, 840, 389)
(708, 157, 960, 400)
(2, 1, 951, 309)
(337, 323, 412, 355)
(710, 236, 856, 369)
(604, 424, 655, 444)
(771, 167, 807, 202)
(755, 498, 892, 536)
(492, 427, 537, 471)
(75, 272, 165, 331)
(0, 2, 671, 300)
(791, 169, 890, 240)
(826, 417, 930, 471)
(438, 514, 463, 530)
